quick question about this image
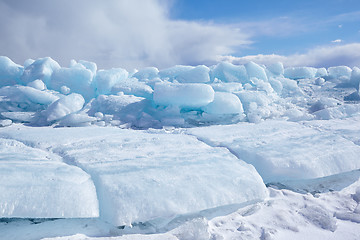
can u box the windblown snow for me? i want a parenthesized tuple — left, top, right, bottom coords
(0, 56, 360, 239)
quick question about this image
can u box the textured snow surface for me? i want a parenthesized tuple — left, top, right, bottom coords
(1, 176, 360, 240)
(1, 56, 360, 239)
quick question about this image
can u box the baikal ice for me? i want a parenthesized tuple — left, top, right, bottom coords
(0, 56, 359, 128)
(0, 55, 360, 238)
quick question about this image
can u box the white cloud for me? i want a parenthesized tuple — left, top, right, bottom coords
(331, 39, 342, 43)
(219, 43, 360, 68)
(0, 0, 250, 70)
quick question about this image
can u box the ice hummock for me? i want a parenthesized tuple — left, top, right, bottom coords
(188, 120, 360, 182)
(1, 56, 359, 128)
(0, 125, 268, 226)
(0, 56, 23, 87)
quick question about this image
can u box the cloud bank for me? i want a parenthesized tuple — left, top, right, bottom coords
(220, 43, 360, 68)
(0, 0, 250, 69)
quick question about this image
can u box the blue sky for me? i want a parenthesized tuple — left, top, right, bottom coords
(171, 0, 360, 57)
(0, 0, 360, 69)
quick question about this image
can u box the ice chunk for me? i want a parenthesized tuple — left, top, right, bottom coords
(245, 62, 268, 81)
(350, 67, 360, 90)
(315, 77, 325, 86)
(268, 78, 283, 94)
(0, 56, 24, 87)
(210, 82, 243, 93)
(203, 92, 243, 115)
(267, 62, 284, 76)
(284, 67, 317, 79)
(309, 97, 341, 113)
(175, 65, 210, 83)
(158, 65, 194, 80)
(188, 120, 360, 182)
(235, 91, 271, 112)
(79, 60, 97, 75)
(87, 93, 159, 129)
(283, 108, 310, 121)
(0, 138, 98, 218)
(277, 77, 304, 97)
(0, 119, 12, 127)
(58, 113, 97, 127)
(21, 57, 61, 86)
(94, 112, 104, 120)
(0, 126, 267, 226)
(111, 78, 153, 99)
(132, 67, 159, 80)
(328, 66, 352, 80)
(1, 112, 35, 123)
(27, 79, 46, 90)
(94, 68, 128, 95)
(23, 58, 35, 68)
(153, 82, 215, 109)
(89, 94, 144, 115)
(70, 59, 97, 75)
(210, 62, 248, 83)
(45, 93, 85, 122)
(344, 91, 360, 101)
(314, 104, 360, 120)
(18, 86, 59, 105)
(60, 85, 71, 95)
(234, 90, 277, 123)
(50, 67, 94, 101)
(0, 85, 59, 115)
(250, 78, 274, 94)
(316, 68, 328, 77)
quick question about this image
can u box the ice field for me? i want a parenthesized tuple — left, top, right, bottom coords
(0, 56, 360, 239)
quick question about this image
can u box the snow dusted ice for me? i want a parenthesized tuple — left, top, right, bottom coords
(0, 138, 98, 218)
(188, 120, 360, 182)
(0, 126, 267, 226)
(0, 55, 360, 239)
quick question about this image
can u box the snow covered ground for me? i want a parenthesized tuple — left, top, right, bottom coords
(0, 56, 360, 239)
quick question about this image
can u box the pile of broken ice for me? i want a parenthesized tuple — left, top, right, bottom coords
(1, 56, 360, 227)
(1, 56, 359, 128)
